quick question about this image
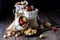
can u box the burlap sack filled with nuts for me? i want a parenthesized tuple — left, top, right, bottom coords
(23, 9, 39, 27)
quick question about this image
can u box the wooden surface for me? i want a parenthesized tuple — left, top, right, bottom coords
(1, 16, 60, 40)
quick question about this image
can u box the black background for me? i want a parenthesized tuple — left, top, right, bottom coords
(0, 0, 60, 19)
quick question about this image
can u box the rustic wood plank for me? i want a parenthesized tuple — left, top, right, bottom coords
(16, 36, 30, 40)
(43, 30, 59, 40)
(55, 28, 60, 40)
(29, 36, 41, 40)
(0, 23, 6, 36)
(2, 15, 60, 40)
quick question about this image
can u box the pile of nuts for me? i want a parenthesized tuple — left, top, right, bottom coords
(3, 31, 22, 38)
(19, 16, 28, 28)
(3, 28, 37, 38)
(24, 28, 37, 35)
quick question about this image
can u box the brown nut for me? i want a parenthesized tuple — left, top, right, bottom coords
(20, 1, 25, 5)
(25, 32, 29, 35)
(28, 28, 32, 31)
(3, 35, 7, 39)
(24, 31, 27, 33)
(45, 22, 51, 27)
(12, 31, 16, 35)
(15, 34, 19, 37)
(39, 34, 45, 39)
(23, 17, 27, 22)
(28, 33, 32, 35)
(31, 29, 37, 34)
(15, 32, 21, 37)
(7, 31, 12, 34)
(7, 33, 12, 37)
(40, 25, 44, 29)
(21, 30, 24, 33)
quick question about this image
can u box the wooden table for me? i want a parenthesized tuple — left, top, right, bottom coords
(1, 16, 60, 40)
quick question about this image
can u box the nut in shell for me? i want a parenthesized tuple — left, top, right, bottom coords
(21, 30, 24, 33)
(23, 17, 27, 22)
(7, 31, 12, 34)
(22, 24, 26, 28)
(32, 30, 37, 34)
(40, 25, 44, 29)
(45, 22, 51, 27)
(20, 1, 26, 5)
(24, 28, 37, 35)
(39, 34, 45, 39)
(15, 33, 20, 37)
(3, 35, 7, 38)
(28, 33, 32, 35)
(12, 31, 16, 35)
(25, 32, 29, 35)
(28, 28, 32, 31)
(7, 33, 12, 37)
(15, 32, 21, 37)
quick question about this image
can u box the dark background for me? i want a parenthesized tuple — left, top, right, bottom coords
(0, 0, 60, 20)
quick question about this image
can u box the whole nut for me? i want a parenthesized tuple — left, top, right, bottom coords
(3, 35, 7, 39)
(45, 22, 51, 27)
(23, 17, 27, 22)
(12, 31, 16, 35)
(20, 1, 25, 5)
(15, 32, 21, 37)
(39, 34, 45, 39)
(7, 31, 12, 34)
(28, 33, 32, 35)
(15, 34, 19, 37)
(7, 33, 12, 37)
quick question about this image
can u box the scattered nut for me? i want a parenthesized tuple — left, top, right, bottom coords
(3, 35, 7, 39)
(15, 34, 19, 37)
(7, 33, 12, 37)
(7, 31, 12, 34)
(15, 32, 21, 37)
(12, 31, 16, 35)
(21, 30, 24, 33)
(45, 22, 51, 27)
(20, 1, 26, 5)
(39, 34, 45, 39)
(40, 25, 44, 29)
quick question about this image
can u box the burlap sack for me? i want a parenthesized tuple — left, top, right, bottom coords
(29, 18, 38, 27)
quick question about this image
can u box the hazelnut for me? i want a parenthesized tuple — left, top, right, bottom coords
(40, 25, 44, 29)
(7, 31, 12, 34)
(39, 34, 45, 39)
(15, 34, 19, 37)
(23, 17, 27, 22)
(26, 30, 30, 33)
(3, 35, 7, 38)
(31, 29, 37, 34)
(15, 32, 21, 37)
(21, 30, 24, 33)
(12, 31, 16, 35)
(25, 32, 29, 35)
(28, 33, 32, 35)
(24, 31, 27, 33)
(28, 29, 32, 31)
(7, 33, 12, 37)
(20, 1, 25, 5)
(45, 22, 51, 27)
